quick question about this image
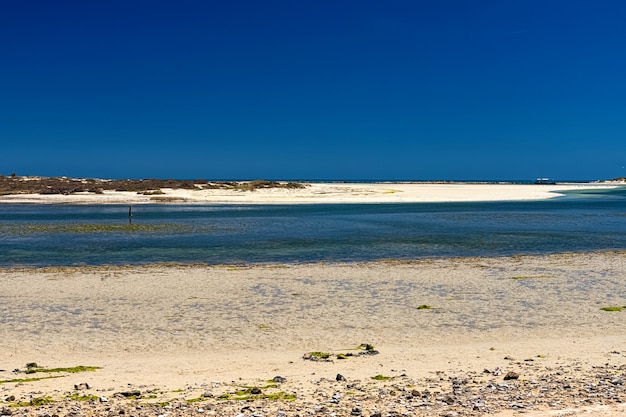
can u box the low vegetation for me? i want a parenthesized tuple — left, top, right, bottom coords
(0, 175, 306, 195)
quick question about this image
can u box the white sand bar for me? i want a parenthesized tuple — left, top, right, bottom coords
(0, 182, 619, 204)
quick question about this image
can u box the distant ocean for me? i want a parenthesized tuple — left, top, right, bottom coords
(1, 186, 625, 267)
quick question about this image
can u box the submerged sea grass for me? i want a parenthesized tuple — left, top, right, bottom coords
(0, 223, 198, 235)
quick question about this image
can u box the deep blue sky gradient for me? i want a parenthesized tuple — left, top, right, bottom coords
(2, 1, 625, 180)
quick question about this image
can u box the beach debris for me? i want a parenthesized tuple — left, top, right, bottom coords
(74, 382, 91, 390)
(304, 345, 379, 362)
(356, 343, 379, 355)
(336, 374, 346, 382)
(503, 371, 520, 380)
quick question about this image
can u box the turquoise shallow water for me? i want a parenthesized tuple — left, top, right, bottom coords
(1, 187, 625, 267)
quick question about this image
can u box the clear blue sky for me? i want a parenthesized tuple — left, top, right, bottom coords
(2, 1, 625, 180)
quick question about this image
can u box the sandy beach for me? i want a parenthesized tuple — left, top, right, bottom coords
(0, 182, 620, 205)
(1, 252, 625, 416)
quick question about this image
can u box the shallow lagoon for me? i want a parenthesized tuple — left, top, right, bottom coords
(1, 187, 625, 266)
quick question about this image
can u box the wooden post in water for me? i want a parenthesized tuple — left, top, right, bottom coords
(128, 205, 132, 225)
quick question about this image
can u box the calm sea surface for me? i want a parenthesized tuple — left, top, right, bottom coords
(1, 187, 625, 267)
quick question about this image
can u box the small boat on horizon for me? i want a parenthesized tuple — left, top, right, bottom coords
(535, 177, 556, 184)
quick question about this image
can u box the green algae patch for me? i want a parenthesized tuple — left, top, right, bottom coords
(510, 275, 552, 280)
(217, 384, 293, 402)
(357, 343, 375, 351)
(218, 391, 295, 401)
(371, 374, 392, 381)
(25, 365, 100, 374)
(600, 306, 626, 312)
(0, 375, 65, 385)
(309, 351, 331, 359)
(67, 393, 99, 401)
(416, 304, 432, 310)
(12, 397, 54, 407)
(235, 384, 277, 394)
(185, 397, 206, 404)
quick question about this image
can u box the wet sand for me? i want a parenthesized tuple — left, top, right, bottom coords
(1, 252, 625, 415)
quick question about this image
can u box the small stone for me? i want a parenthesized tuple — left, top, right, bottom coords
(250, 387, 262, 395)
(0, 407, 12, 416)
(473, 402, 485, 410)
(99, 397, 108, 403)
(336, 374, 346, 381)
(350, 407, 362, 416)
(119, 390, 141, 398)
(74, 383, 91, 390)
(273, 376, 287, 383)
(504, 371, 519, 380)
(611, 377, 623, 385)
(4, 396, 15, 402)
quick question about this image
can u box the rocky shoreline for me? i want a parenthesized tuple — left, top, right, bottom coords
(3, 356, 625, 417)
